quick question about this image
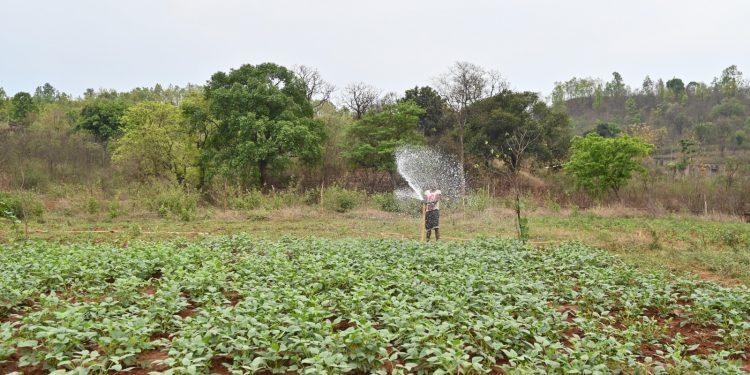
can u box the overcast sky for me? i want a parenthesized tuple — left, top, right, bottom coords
(2, 0, 749, 98)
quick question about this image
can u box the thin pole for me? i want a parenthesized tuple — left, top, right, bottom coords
(420, 202, 427, 241)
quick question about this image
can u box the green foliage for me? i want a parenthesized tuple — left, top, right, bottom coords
(321, 186, 364, 213)
(84, 197, 100, 214)
(112, 101, 198, 185)
(666, 77, 685, 98)
(371, 193, 399, 212)
(0, 192, 44, 221)
(76, 99, 128, 142)
(146, 187, 198, 221)
(204, 63, 325, 188)
(735, 130, 746, 146)
(402, 86, 448, 137)
(467, 90, 571, 172)
(587, 122, 622, 138)
(1, 237, 749, 373)
(345, 101, 425, 171)
(565, 134, 654, 198)
(9, 92, 37, 126)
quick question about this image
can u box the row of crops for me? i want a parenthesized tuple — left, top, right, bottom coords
(1, 236, 749, 374)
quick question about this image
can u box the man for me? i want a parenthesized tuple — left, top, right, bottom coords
(423, 186, 442, 241)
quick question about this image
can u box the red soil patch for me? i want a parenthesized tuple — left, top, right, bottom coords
(141, 286, 157, 295)
(227, 291, 241, 306)
(151, 269, 163, 279)
(150, 332, 170, 341)
(210, 356, 233, 375)
(177, 306, 196, 318)
(325, 315, 357, 331)
(129, 350, 170, 375)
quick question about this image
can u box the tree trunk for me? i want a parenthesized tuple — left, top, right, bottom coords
(458, 118, 466, 196)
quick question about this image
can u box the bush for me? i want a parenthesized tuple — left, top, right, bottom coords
(229, 190, 264, 210)
(146, 187, 198, 221)
(0, 192, 44, 221)
(84, 197, 100, 214)
(321, 186, 364, 213)
(371, 193, 399, 212)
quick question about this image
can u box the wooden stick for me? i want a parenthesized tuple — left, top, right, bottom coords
(420, 202, 427, 241)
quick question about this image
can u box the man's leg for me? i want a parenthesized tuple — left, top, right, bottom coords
(435, 228, 440, 241)
(426, 228, 431, 241)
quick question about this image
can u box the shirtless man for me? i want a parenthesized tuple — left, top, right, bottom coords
(423, 186, 442, 241)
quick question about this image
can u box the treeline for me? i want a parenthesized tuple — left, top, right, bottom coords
(1, 62, 749, 215)
(552, 66, 750, 160)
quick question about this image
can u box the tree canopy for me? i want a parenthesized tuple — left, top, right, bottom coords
(467, 90, 571, 174)
(112, 101, 198, 184)
(344, 101, 425, 172)
(76, 99, 128, 142)
(204, 63, 325, 188)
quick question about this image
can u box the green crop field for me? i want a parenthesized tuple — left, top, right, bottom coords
(1, 236, 749, 374)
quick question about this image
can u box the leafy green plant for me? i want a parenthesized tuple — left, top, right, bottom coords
(321, 186, 363, 213)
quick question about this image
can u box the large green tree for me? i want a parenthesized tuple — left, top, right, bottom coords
(467, 90, 571, 174)
(204, 63, 325, 189)
(344, 101, 425, 173)
(112, 101, 198, 184)
(565, 134, 654, 199)
(77, 99, 128, 142)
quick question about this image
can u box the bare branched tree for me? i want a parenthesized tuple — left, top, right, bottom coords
(293, 65, 335, 110)
(435, 61, 508, 194)
(340, 82, 381, 119)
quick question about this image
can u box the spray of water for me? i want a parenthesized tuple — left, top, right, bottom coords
(394, 145, 465, 201)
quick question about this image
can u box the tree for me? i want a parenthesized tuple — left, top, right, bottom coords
(204, 63, 325, 189)
(0, 88, 7, 122)
(586, 122, 622, 138)
(340, 82, 380, 119)
(9, 92, 37, 127)
(112, 101, 198, 184)
(77, 99, 128, 142)
(34, 83, 59, 103)
(716, 65, 744, 97)
(624, 97, 640, 124)
(604, 72, 627, 97)
(293, 65, 335, 110)
(180, 88, 216, 188)
(565, 134, 654, 199)
(642, 76, 654, 96)
(666, 78, 685, 99)
(436, 61, 506, 192)
(710, 98, 746, 156)
(344, 101, 425, 175)
(467, 90, 569, 239)
(402, 86, 448, 137)
(467, 90, 571, 174)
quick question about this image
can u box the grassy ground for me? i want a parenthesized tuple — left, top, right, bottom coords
(2, 204, 749, 286)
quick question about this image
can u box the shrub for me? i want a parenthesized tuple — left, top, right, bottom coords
(0, 192, 44, 221)
(229, 190, 264, 210)
(371, 193, 399, 212)
(146, 187, 198, 221)
(84, 197, 100, 214)
(321, 186, 363, 213)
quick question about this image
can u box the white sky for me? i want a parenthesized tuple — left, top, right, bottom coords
(1, 0, 749, 98)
